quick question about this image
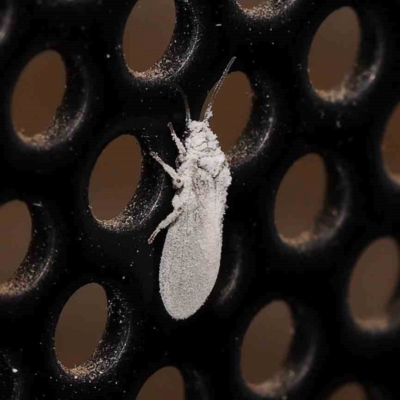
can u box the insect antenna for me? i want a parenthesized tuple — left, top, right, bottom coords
(202, 56, 237, 122)
(174, 84, 191, 127)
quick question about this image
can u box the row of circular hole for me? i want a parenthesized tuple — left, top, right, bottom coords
(125, 1, 360, 90)
(13, 7, 360, 139)
(0, 356, 367, 400)
(1, 154, 398, 312)
(0, 234, 397, 370)
(0, 162, 394, 395)
(134, 370, 367, 400)
(0, 282, 373, 399)
(10, 7, 399, 173)
(132, 371, 368, 400)
(7, 4, 397, 229)
(51, 234, 399, 369)
(124, 0, 360, 81)
(44, 145, 400, 242)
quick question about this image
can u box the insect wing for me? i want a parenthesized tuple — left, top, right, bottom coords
(159, 199, 224, 320)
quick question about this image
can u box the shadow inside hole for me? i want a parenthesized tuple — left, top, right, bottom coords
(136, 367, 185, 400)
(55, 283, 108, 369)
(89, 135, 142, 221)
(329, 383, 367, 400)
(382, 103, 400, 179)
(201, 71, 252, 153)
(349, 237, 399, 329)
(308, 7, 361, 93)
(241, 301, 293, 386)
(0, 201, 31, 284)
(275, 153, 328, 244)
(123, 0, 175, 74)
(12, 50, 66, 138)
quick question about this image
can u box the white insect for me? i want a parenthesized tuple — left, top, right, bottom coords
(148, 58, 236, 320)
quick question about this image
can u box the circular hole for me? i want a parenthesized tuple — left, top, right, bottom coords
(349, 237, 399, 329)
(202, 71, 252, 153)
(136, 367, 185, 400)
(275, 154, 327, 243)
(55, 283, 108, 369)
(123, 0, 175, 74)
(89, 135, 141, 221)
(241, 301, 293, 385)
(382, 104, 400, 179)
(329, 383, 367, 400)
(12, 50, 66, 138)
(308, 7, 360, 93)
(0, 201, 31, 284)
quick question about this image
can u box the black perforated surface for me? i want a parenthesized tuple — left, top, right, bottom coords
(0, 0, 400, 399)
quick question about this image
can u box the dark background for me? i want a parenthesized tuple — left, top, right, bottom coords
(1, 1, 398, 399)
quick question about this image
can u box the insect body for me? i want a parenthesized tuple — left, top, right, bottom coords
(148, 58, 235, 320)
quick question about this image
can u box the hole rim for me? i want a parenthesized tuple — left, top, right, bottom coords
(224, 66, 276, 172)
(240, 300, 294, 386)
(54, 283, 108, 370)
(88, 134, 142, 222)
(328, 383, 368, 400)
(273, 151, 349, 250)
(83, 125, 166, 233)
(236, 297, 318, 398)
(323, 381, 382, 400)
(0, 198, 55, 298)
(53, 280, 132, 380)
(4, 45, 89, 154)
(307, 5, 383, 104)
(11, 50, 67, 141)
(381, 102, 400, 183)
(122, 0, 199, 80)
(201, 70, 254, 154)
(135, 365, 186, 400)
(347, 236, 400, 332)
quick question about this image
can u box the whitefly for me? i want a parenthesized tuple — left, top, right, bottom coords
(148, 58, 236, 320)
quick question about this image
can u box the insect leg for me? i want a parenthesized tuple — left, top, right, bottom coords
(148, 207, 183, 244)
(167, 123, 186, 156)
(150, 152, 184, 189)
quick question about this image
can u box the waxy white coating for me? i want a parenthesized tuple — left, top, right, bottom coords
(149, 58, 235, 319)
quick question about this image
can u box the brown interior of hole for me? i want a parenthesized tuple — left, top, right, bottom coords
(203, 71, 252, 153)
(0, 201, 31, 284)
(349, 237, 399, 327)
(123, 0, 175, 74)
(55, 284, 108, 369)
(308, 7, 361, 93)
(136, 367, 185, 400)
(382, 104, 400, 178)
(275, 154, 327, 243)
(12, 51, 66, 138)
(89, 135, 141, 221)
(241, 301, 293, 386)
(329, 383, 367, 400)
